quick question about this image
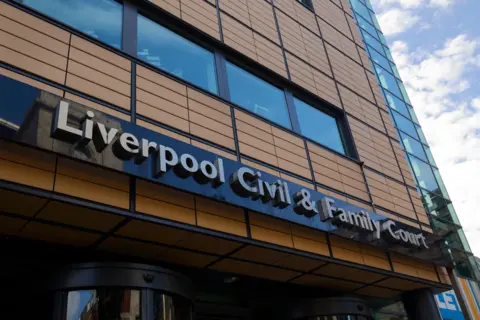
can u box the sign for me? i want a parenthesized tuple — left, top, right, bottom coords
(0, 76, 448, 263)
(436, 290, 465, 320)
(53, 100, 428, 249)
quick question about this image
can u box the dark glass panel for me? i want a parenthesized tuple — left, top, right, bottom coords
(153, 292, 192, 320)
(66, 289, 140, 320)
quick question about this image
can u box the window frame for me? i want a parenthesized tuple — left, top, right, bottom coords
(297, 0, 314, 11)
(13, 0, 359, 161)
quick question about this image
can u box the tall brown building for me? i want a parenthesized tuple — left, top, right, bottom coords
(0, 0, 472, 319)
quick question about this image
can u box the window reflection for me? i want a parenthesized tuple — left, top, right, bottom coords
(385, 92, 409, 117)
(400, 132, 427, 162)
(350, 0, 371, 22)
(368, 47, 392, 73)
(137, 15, 218, 94)
(409, 155, 440, 194)
(153, 292, 191, 320)
(66, 289, 140, 320)
(392, 111, 418, 139)
(294, 98, 345, 154)
(362, 31, 384, 55)
(226, 62, 291, 128)
(356, 14, 378, 38)
(375, 65, 402, 98)
(23, 0, 123, 48)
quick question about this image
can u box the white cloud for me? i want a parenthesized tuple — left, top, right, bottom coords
(429, 0, 457, 7)
(391, 35, 480, 257)
(377, 9, 421, 36)
(373, 0, 424, 9)
(371, 0, 458, 10)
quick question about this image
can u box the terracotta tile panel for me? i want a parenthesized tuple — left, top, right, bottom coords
(0, 2, 70, 43)
(0, 67, 63, 96)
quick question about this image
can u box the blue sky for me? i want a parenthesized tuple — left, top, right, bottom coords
(371, 0, 480, 256)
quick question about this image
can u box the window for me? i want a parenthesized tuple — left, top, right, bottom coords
(392, 111, 418, 139)
(400, 132, 427, 162)
(362, 30, 385, 55)
(137, 15, 218, 93)
(425, 147, 437, 166)
(226, 62, 291, 128)
(154, 292, 192, 320)
(375, 64, 402, 98)
(355, 14, 378, 39)
(66, 289, 140, 320)
(368, 47, 392, 73)
(297, 0, 314, 10)
(385, 91, 409, 117)
(398, 81, 412, 104)
(409, 155, 440, 194)
(294, 98, 345, 154)
(23, 0, 123, 48)
(350, 0, 371, 22)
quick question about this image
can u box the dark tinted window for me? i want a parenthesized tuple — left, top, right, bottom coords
(298, 0, 314, 10)
(24, 0, 123, 48)
(66, 289, 140, 320)
(226, 62, 291, 128)
(294, 98, 345, 154)
(137, 15, 218, 93)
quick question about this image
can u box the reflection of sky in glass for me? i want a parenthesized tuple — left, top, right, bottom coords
(67, 290, 95, 320)
(401, 132, 427, 162)
(409, 155, 440, 193)
(23, 0, 122, 48)
(294, 98, 345, 154)
(0, 76, 40, 125)
(226, 62, 291, 129)
(137, 15, 218, 94)
(392, 111, 418, 139)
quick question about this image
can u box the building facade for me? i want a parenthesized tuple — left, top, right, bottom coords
(0, 0, 475, 319)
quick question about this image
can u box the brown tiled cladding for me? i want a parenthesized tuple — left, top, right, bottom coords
(365, 168, 418, 221)
(308, 142, 370, 202)
(329, 235, 391, 270)
(312, 0, 351, 39)
(338, 84, 386, 134)
(0, 1, 69, 84)
(148, 0, 220, 39)
(220, 12, 287, 78)
(390, 253, 440, 282)
(235, 110, 312, 179)
(0, 2, 132, 110)
(136, 65, 236, 150)
(348, 116, 404, 181)
(219, 0, 279, 43)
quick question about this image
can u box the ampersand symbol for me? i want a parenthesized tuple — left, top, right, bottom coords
(293, 189, 318, 217)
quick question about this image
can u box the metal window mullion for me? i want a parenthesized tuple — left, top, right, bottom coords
(214, 51, 230, 100)
(284, 91, 301, 134)
(122, 0, 138, 56)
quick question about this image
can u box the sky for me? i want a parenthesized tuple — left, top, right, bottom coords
(370, 0, 480, 256)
